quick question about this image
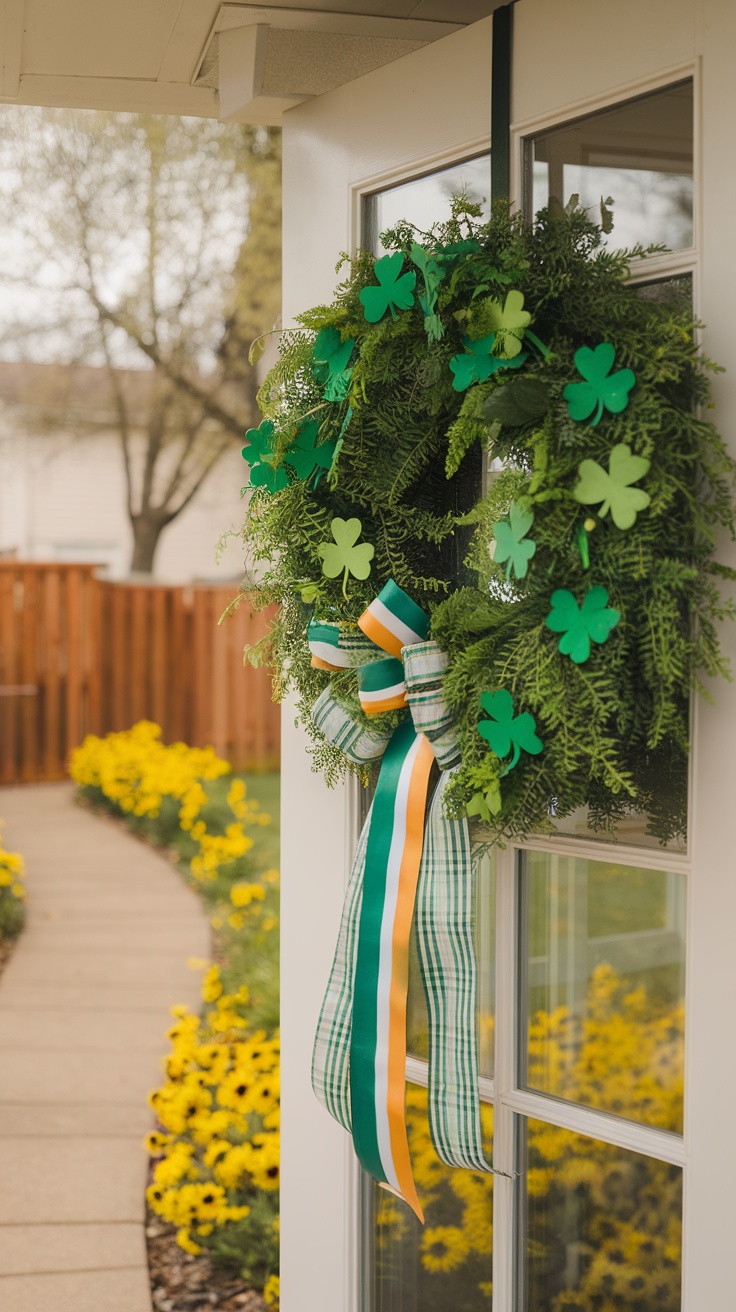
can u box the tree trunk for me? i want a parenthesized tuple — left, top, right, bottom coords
(129, 515, 168, 574)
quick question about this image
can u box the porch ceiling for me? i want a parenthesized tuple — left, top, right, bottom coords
(0, 0, 497, 120)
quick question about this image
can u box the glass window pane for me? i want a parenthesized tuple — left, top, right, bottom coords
(371, 1085, 493, 1311)
(521, 852, 686, 1132)
(364, 154, 491, 254)
(407, 849, 495, 1078)
(526, 81, 693, 254)
(634, 274, 693, 311)
(549, 804, 687, 853)
(520, 1119, 682, 1312)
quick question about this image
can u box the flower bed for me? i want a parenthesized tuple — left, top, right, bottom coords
(70, 722, 280, 1306)
(0, 828, 26, 965)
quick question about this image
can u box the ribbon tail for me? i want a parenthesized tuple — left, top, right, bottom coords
(350, 720, 435, 1222)
(311, 802, 370, 1134)
(415, 769, 492, 1173)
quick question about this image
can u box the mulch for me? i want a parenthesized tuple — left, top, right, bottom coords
(147, 1213, 267, 1312)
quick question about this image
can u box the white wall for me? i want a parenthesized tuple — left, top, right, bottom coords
(279, 20, 493, 1312)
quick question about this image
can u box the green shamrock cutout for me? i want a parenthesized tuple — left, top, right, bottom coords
(492, 502, 536, 580)
(411, 242, 445, 341)
(450, 335, 528, 393)
(545, 586, 621, 664)
(485, 290, 532, 359)
(317, 518, 375, 598)
(563, 343, 636, 426)
(466, 783, 502, 823)
(359, 252, 417, 323)
(241, 420, 288, 494)
(477, 689, 543, 774)
(283, 419, 337, 485)
(312, 328, 354, 403)
(573, 442, 651, 530)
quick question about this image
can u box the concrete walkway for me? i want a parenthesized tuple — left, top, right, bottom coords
(0, 783, 210, 1312)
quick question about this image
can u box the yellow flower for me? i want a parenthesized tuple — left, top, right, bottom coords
(204, 1139, 232, 1169)
(208, 1008, 247, 1034)
(230, 882, 266, 908)
(176, 1227, 201, 1256)
(218, 1066, 256, 1114)
(228, 912, 245, 930)
(215, 1144, 252, 1190)
(263, 1274, 280, 1309)
(11, 883, 25, 899)
(154, 1144, 195, 1187)
(144, 1131, 171, 1155)
(248, 1132, 280, 1191)
(201, 965, 223, 1003)
(420, 1225, 469, 1273)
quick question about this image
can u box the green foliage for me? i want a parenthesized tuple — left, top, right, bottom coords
(239, 200, 736, 843)
(0, 892, 24, 940)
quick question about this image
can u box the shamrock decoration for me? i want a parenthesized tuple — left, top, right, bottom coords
(241, 420, 288, 494)
(477, 689, 543, 774)
(466, 783, 502, 823)
(573, 442, 651, 530)
(563, 343, 636, 426)
(312, 327, 354, 403)
(283, 418, 337, 485)
(484, 290, 532, 358)
(317, 518, 375, 598)
(491, 502, 536, 581)
(545, 587, 621, 664)
(411, 242, 445, 341)
(359, 252, 416, 323)
(450, 335, 528, 393)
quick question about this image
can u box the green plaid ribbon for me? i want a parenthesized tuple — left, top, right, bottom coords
(311, 637, 490, 1177)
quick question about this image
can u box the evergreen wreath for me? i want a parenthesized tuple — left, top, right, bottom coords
(240, 202, 736, 844)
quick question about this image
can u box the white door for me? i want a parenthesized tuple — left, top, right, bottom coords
(279, 3, 736, 1309)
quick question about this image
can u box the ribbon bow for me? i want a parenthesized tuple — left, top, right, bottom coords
(310, 581, 489, 1221)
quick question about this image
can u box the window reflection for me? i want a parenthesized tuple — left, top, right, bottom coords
(520, 1120, 682, 1312)
(364, 154, 491, 254)
(371, 1086, 493, 1312)
(527, 81, 693, 253)
(521, 853, 686, 1132)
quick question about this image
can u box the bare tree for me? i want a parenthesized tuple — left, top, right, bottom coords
(0, 109, 281, 573)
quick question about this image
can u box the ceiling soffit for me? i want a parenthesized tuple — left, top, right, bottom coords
(206, 2, 497, 122)
(0, 0, 496, 119)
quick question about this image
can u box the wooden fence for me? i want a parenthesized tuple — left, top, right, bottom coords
(0, 563, 279, 784)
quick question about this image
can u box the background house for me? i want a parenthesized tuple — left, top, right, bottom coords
(0, 361, 247, 582)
